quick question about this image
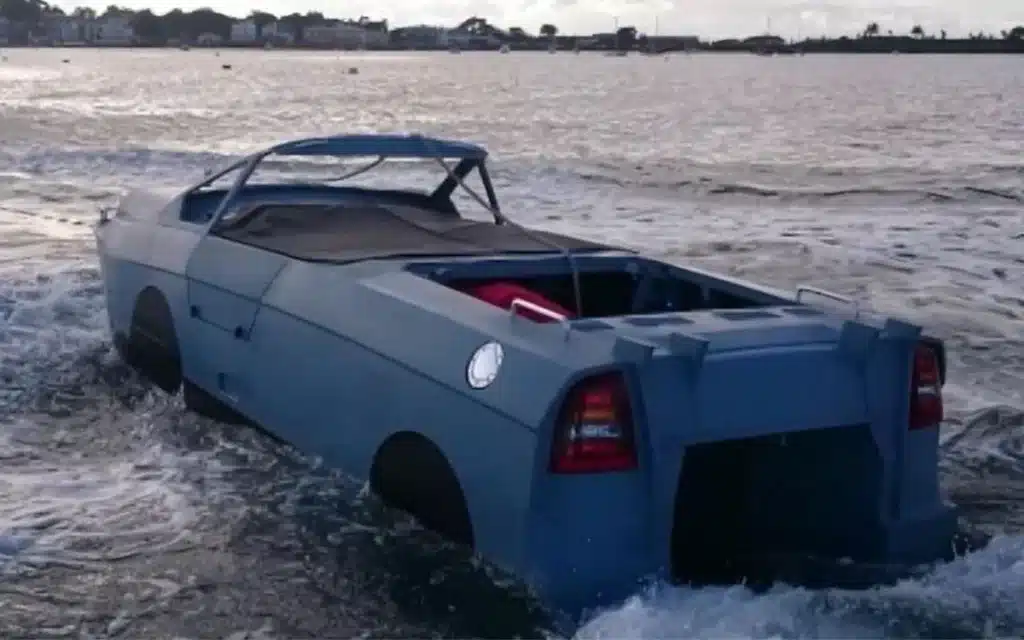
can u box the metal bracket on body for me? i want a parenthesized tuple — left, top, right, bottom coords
(509, 298, 572, 340)
(881, 317, 922, 340)
(613, 336, 656, 363)
(666, 332, 709, 375)
(796, 285, 860, 317)
(837, 319, 879, 364)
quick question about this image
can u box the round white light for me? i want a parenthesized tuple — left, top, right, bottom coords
(467, 341, 504, 389)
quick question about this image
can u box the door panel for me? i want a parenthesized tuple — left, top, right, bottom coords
(184, 236, 288, 404)
(185, 236, 288, 335)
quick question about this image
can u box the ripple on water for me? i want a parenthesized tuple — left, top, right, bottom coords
(0, 50, 1022, 639)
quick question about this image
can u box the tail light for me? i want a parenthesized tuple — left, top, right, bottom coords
(550, 372, 638, 474)
(909, 343, 943, 430)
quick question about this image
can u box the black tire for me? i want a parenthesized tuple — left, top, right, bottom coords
(370, 433, 475, 548)
(126, 287, 182, 394)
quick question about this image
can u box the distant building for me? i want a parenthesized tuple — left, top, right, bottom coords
(390, 25, 448, 48)
(262, 21, 297, 45)
(303, 20, 388, 48)
(646, 35, 701, 51)
(59, 18, 88, 43)
(266, 22, 296, 45)
(0, 17, 12, 45)
(92, 16, 135, 45)
(446, 27, 500, 49)
(230, 19, 258, 43)
(43, 12, 80, 44)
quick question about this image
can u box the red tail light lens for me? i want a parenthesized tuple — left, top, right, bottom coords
(909, 343, 943, 430)
(550, 372, 638, 474)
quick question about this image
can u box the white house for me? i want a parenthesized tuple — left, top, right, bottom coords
(55, 17, 87, 43)
(230, 19, 258, 43)
(260, 21, 295, 44)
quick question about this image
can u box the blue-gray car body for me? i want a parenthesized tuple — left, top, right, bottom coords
(94, 134, 959, 621)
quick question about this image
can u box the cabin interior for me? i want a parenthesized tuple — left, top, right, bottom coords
(422, 259, 789, 320)
(180, 184, 790, 319)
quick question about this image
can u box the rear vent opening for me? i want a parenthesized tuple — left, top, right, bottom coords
(670, 424, 882, 587)
(550, 372, 638, 474)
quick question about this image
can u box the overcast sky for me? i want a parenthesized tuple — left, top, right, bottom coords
(55, 1, 1024, 38)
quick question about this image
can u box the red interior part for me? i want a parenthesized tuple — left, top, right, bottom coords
(461, 281, 575, 323)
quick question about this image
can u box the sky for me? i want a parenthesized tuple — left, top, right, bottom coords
(53, 0, 1024, 39)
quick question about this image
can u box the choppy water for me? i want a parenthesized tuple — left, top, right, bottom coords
(0, 48, 1022, 638)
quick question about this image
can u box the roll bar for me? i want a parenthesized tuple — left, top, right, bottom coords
(184, 134, 496, 234)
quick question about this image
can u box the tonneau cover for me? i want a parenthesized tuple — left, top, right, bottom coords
(213, 202, 612, 262)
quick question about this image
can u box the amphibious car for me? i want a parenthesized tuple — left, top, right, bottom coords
(95, 134, 958, 619)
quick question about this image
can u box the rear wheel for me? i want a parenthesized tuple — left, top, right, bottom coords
(370, 433, 475, 548)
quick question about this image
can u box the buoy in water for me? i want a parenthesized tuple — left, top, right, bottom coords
(347, 67, 359, 75)
(222, 64, 232, 70)
(62, 58, 70, 63)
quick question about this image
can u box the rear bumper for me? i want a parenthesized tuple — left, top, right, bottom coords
(520, 484, 958, 623)
(735, 505, 961, 590)
(521, 504, 959, 621)
(523, 474, 663, 620)
(882, 503, 959, 565)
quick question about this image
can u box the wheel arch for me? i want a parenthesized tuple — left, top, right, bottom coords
(126, 284, 183, 394)
(369, 430, 476, 549)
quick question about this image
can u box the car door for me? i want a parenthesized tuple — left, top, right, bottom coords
(184, 235, 288, 408)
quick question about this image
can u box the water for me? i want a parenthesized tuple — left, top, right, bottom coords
(0, 48, 1022, 638)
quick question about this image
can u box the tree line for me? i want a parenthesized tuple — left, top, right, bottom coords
(1, 0, 350, 42)
(860, 21, 1024, 41)
(1, 0, 1022, 45)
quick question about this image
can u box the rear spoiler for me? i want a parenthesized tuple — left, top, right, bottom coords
(919, 335, 947, 387)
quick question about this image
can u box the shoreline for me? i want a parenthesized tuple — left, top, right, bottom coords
(3, 41, 1023, 55)
(4, 46, 1024, 55)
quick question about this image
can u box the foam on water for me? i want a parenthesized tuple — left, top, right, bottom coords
(578, 535, 1024, 639)
(0, 262, 226, 576)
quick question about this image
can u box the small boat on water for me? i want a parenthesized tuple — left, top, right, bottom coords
(499, 44, 510, 54)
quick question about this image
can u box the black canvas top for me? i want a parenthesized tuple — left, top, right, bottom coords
(213, 202, 613, 262)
